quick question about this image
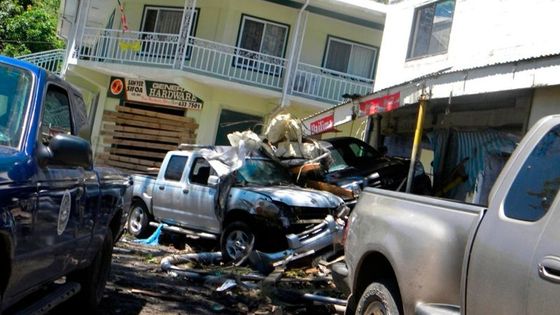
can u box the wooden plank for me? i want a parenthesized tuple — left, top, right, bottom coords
(110, 109, 198, 129)
(103, 114, 190, 133)
(107, 124, 184, 138)
(116, 105, 196, 124)
(108, 148, 167, 160)
(98, 153, 162, 167)
(102, 130, 181, 144)
(102, 137, 177, 151)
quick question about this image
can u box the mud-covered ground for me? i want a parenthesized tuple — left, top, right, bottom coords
(90, 233, 345, 315)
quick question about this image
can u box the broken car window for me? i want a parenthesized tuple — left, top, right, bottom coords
(236, 158, 292, 186)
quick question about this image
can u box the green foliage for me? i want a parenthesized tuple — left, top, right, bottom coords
(0, 0, 64, 57)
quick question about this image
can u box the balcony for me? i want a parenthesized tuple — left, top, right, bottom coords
(78, 27, 373, 104)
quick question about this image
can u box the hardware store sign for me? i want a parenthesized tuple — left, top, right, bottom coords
(108, 77, 203, 110)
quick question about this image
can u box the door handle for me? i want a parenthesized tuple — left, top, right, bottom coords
(159, 185, 165, 190)
(538, 256, 560, 284)
(182, 188, 189, 194)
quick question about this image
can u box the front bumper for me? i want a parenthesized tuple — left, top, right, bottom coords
(248, 214, 345, 270)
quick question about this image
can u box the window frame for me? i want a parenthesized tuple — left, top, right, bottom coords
(139, 5, 200, 59)
(322, 35, 378, 80)
(234, 14, 290, 76)
(406, 0, 455, 60)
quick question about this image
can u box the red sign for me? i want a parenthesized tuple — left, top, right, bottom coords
(358, 92, 400, 117)
(310, 114, 334, 134)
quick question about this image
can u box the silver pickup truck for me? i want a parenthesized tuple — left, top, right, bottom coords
(337, 115, 560, 315)
(128, 146, 347, 262)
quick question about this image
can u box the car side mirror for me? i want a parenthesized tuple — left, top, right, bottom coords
(38, 134, 93, 170)
(207, 175, 220, 186)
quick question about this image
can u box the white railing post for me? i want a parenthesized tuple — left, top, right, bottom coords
(174, 0, 196, 69)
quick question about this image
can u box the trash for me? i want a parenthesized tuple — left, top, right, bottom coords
(133, 224, 163, 245)
(216, 279, 237, 292)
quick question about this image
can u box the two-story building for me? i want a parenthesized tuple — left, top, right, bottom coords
(303, 0, 560, 202)
(53, 0, 386, 174)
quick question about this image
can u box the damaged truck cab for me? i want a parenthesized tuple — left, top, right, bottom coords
(129, 146, 347, 262)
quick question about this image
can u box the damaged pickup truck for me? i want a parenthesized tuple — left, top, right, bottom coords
(129, 145, 347, 263)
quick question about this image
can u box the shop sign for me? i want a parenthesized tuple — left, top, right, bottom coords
(309, 113, 335, 134)
(359, 92, 400, 117)
(107, 77, 204, 110)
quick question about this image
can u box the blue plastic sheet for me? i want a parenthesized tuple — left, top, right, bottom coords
(133, 224, 163, 246)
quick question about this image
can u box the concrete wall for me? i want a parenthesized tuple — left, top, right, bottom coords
(529, 86, 560, 128)
(376, 0, 560, 91)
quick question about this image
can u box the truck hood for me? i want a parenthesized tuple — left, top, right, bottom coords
(325, 158, 408, 187)
(241, 185, 342, 208)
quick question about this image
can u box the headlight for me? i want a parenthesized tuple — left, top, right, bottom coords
(254, 199, 280, 217)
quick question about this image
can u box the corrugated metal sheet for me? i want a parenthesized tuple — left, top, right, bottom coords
(429, 129, 520, 200)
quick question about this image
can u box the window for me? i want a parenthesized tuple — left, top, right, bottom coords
(504, 125, 560, 221)
(189, 158, 215, 185)
(407, 0, 455, 59)
(140, 6, 199, 57)
(164, 155, 188, 181)
(324, 37, 378, 79)
(236, 15, 289, 73)
(0, 63, 32, 148)
(41, 85, 72, 145)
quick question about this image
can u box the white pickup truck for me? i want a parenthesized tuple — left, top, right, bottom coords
(128, 146, 347, 262)
(336, 115, 560, 315)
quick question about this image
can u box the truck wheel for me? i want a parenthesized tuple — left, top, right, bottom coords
(127, 202, 153, 238)
(68, 230, 113, 311)
(356, 281, 400, 315)
(220, 221, 255, 265)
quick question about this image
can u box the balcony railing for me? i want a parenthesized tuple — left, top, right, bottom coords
(76, 27, 374, 104)
(17, 49, 65, 75)
(293, 63, 374, 103)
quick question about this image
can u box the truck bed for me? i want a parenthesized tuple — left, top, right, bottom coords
(346, 187, 485, 314)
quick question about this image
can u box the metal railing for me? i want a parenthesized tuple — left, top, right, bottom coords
(17, 49, 65, 75)
(185, 37, 286, 90)
(76, 27, 374, 104)
(293, 63, 374, 103)
(80, 28, 180, 67)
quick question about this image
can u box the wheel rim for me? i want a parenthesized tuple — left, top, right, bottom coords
(225, 230, 252, 260)
(129, 206, 145, 234)
(364, 300, 387, 315)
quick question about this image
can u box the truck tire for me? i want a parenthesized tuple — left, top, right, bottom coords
(220, 221, 255, 265)
(68, 230, 113, 311)
(356, 281, 400, 315)
(127, 201, 154, 238)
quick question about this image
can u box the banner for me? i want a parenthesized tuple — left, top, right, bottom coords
(108, 77, 203, 110)
(309, 113, 335, 134)
(358, 92, 400, 117)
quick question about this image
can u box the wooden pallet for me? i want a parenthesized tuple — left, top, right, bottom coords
(96, 105, 198, 174)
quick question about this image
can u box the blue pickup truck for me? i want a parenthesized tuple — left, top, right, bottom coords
(0, 56, 131, 313)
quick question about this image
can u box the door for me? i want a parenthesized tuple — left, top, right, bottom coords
(215, 109, 262, 145)
(466, 122, 560, 314)
(152, 154, 189, 223)
(181, 157, 219, 233)
(10, 84, 88, 295)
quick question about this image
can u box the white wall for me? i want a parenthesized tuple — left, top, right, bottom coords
(376, 0, 560, 91)
(529, 86, 560, 128)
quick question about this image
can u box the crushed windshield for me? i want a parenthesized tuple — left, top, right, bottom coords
(236, 158, 293, 186)
(0, 63, 32, 148)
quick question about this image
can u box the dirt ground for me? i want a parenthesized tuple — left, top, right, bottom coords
(89, 233, 346, 315)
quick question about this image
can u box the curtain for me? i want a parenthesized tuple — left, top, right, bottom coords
(348, 45, 375, 78)
(326, 40, 350, 73)
(156, 10, 183, 34)
(261, 24, 286, 57)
